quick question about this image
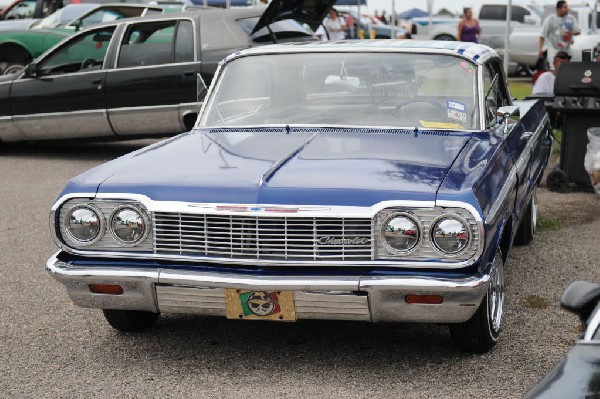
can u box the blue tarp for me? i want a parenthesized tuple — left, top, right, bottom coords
(396, 8, 427, 19)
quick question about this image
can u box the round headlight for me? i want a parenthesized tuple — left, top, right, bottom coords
(65, 205, 103, 244)
(431, 217, 470, 254)
(382, 214, 420, 253)
(110, 206, 147, 245)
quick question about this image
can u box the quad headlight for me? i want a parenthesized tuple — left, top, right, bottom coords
(381, 214, 421, 254)
(57, 200, 152, 252)
(64, 205, 103, 245)
(376, 207, 479, 263)
(109, 206, 148, 245)
(431, 216, 470, 254)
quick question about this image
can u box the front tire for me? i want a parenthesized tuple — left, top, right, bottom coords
(102, 309, 160, 332)
(434, 34, 456, 41)
(449, 250, 504, 353)
(513, 188, 537, 245)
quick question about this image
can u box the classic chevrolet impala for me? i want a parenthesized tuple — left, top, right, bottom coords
(47, 41, 552, 353)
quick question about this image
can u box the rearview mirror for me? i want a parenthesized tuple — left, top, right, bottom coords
(325, 75, 360, 90)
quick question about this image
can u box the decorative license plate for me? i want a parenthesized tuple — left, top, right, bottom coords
(224, 289, 296, 321)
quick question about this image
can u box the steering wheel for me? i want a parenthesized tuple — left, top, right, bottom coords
(80, 58, 97, 70)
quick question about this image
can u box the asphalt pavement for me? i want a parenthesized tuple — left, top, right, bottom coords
(0, 139, 598, 398)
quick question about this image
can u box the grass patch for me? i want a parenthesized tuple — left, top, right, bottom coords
(524, 294, 550, 309)
(537, 217, 561, 231)
(508, 81, 533, 100)
(551, 129, 562, 154)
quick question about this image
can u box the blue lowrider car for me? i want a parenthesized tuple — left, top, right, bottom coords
(47, 41, 552, 353)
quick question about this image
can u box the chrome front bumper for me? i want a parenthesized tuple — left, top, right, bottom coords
(46, 252, 492, 324)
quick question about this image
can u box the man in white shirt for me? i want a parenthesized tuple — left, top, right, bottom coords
(532, 51, 571, 94)
(539, 1, 580, 70)
(323, 9, 346, 41)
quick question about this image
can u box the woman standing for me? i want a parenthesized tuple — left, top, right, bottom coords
(457, 8, 481, 42)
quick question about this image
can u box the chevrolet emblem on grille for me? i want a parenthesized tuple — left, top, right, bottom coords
(318, 237, 371, 245)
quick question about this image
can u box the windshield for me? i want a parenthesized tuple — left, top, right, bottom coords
(32, 4, 94, 29)
(199, 52, 480, 130)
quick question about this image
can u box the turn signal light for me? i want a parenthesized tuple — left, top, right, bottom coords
(89, 284, 124, 295)
(405, 294, 443, 304)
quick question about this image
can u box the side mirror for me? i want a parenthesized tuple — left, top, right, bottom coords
(496, 105, 520, 134)
(23, 62, 38, 78)
(523, 15, 536, 25)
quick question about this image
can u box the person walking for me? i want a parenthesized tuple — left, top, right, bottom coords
(539, 1, 580, 70)
(457, 7, 480, 43)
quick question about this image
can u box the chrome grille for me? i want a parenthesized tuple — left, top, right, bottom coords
(154, 213, 373, 261)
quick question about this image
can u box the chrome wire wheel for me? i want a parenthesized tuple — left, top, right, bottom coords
(488, 251, 505, 334)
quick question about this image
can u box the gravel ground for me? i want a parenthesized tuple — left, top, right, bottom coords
(0, 140, 598, 398)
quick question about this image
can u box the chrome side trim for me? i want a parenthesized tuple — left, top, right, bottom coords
(50, 194, 485, 269)
(514, 114, 549, 178)
(14, 109, 113, 140)
(47, 251, 491, 323)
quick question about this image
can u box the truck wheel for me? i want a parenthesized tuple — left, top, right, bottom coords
(449, 250, 503, 353)
(434, 34, 455, 41)
(513, 188, 536, 245)
(102, 309, 160, 332)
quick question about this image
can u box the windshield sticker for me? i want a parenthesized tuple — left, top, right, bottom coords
(448, 109, 467, 122)
(447, 101, 465, 111)
(419, 120, 464, 129)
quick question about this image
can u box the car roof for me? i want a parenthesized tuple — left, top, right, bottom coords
(86, 5, 265, 27)
(225, 40, 499, 65)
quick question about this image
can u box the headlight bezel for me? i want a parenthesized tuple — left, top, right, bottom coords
(63, 204, 105, 246)
(108, 205, 150, 246)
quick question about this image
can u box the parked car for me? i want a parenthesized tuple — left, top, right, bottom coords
(46, 40, 552, 353)
(0, 3, 326, 142)
(524, 281, 600, 398)
(0, 3, 165, 74)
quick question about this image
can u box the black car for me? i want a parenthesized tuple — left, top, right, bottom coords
(0, 0, 332, 142)
(524, 281, 600, 399)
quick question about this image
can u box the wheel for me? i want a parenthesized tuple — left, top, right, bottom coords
(449, 250, 504, 353)
(513, 188, 537, 245)
(2, 62, 25, 75)
(434, 34, 456, 41)
(546, 167, 569, 192)
(102, 309, 160, 332)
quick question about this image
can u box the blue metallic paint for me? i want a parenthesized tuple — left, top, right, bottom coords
(70, 128, 474, 207)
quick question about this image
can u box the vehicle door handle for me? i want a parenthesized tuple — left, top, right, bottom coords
(521, 132, 533, 140)
(92, 79, 103, 84)
(183, 71, 195, 77)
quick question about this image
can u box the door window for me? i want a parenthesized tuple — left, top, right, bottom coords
(482, 61, 510, 127)
(37, 27, 115, 76)
(4, 0, 36, 19)
(118, 20, 194, 68)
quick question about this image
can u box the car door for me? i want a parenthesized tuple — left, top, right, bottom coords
(105, 18, 201, 136)
(483, 60, 531, 217)
(11, 26, 116, 140)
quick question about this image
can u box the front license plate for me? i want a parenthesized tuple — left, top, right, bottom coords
(224, 289, 296, 321)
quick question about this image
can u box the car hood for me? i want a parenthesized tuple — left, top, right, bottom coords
(251, 0, 336, 34)
(0, 18, 36, 31)
(84, 128, 471, 207)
